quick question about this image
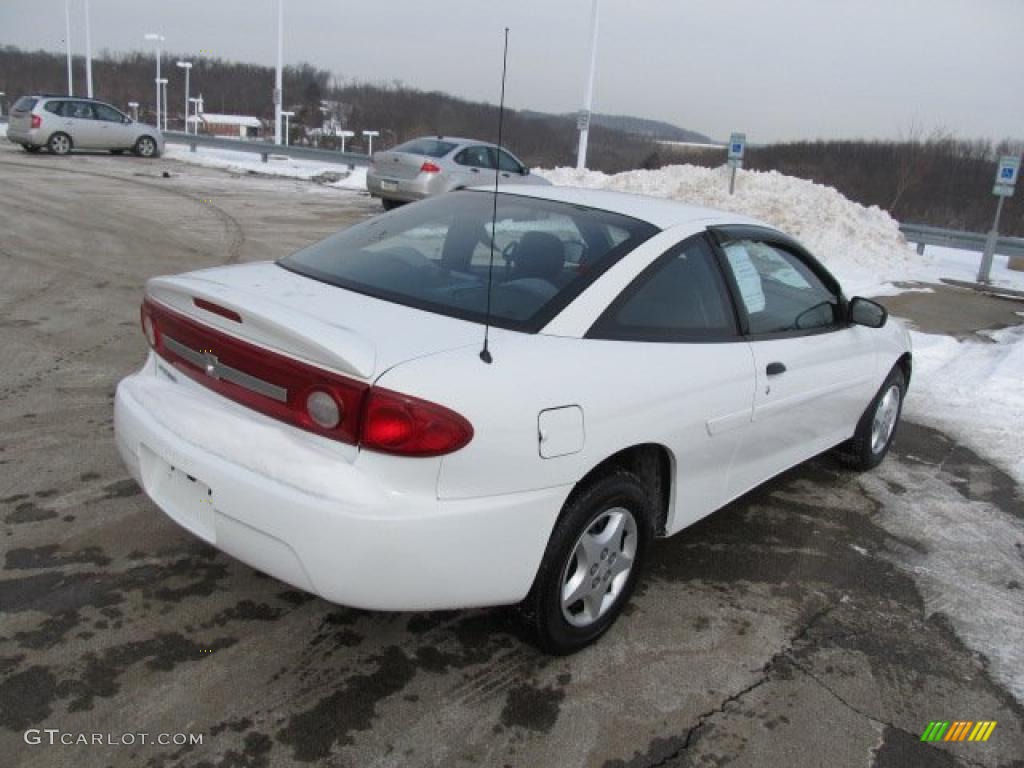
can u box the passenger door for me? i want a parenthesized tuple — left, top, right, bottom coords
(586, 234, 756, 532)
(63, 101, 103, 148)
(92, 103, 132, 149)
(451, 145, 495, 188)
(713, 229, 877, 497)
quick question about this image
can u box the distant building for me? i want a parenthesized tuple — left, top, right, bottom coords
(186, 113, 265, 140)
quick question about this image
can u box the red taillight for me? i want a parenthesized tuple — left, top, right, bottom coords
(139, 298, 474, 456)
(420, 161, 441, 174)
(362, 388, 473, 457)
(31, 114, 41, 129)
(193, 297, 242, 323)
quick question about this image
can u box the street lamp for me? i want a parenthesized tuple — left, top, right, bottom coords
(274, 0, 284, 145)
(0, 93, 5, 121)
(64, 0, 73, 95)
(576, 0, 601, 170)
(362, 130, 379, 157)
(281, 111, 295, 146)
(128, 101, 139, 121)
(144, 33, 164, 128)
(176, 61, 192, 133)
(84, 0, 93, 97)
(339, 129, 354, 153)
(157, 78, 168, 132)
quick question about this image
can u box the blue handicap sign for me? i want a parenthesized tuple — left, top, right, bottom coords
(732, 144, 742, 153)
(1001, 167, 1014, 179)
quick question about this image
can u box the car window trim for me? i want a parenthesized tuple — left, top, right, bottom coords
(707, 225, 851, 340)
(585, 233, 744, 344)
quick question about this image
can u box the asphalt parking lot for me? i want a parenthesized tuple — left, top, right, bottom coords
(1, 140, 1022, 768)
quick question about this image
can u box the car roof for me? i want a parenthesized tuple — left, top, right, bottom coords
(467, 184, 771, 230)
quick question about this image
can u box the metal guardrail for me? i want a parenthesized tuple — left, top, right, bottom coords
(163, 130, 370, 168)
(899, 222, 1024, 258)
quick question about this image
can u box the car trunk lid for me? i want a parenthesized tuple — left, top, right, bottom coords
(146, 261, 483, 382)
(371, 151, 428, 181)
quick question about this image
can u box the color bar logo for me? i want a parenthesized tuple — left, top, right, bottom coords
(921, 721, 997, 742)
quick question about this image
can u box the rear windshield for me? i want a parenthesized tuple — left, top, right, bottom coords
(392, 139, 458, 158)
(13, 96, 37, 112)
(279, 191, 658, 332)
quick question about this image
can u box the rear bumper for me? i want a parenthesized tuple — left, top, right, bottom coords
(6, 127, 41, 145)
(114, 366, 566, 611)
(366, 170, 441, 202)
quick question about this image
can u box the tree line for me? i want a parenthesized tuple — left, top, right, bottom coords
(2, 45, 1020, 235)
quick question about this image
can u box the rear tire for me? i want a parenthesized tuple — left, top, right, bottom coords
(134, 136, 158, 158)
(22, 144, 41, 153)
(381, 198, 400, 211)
(48, 132, 72, 155)
(837, 367, 905, 471)
(518, 469, 654, 654)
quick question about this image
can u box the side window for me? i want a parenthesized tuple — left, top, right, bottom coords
(590, 235, 737, 341)
(455, 146, 494, 169)
(44, 101, 64, 115)
(721, 239, 840, 334)
(68, 101, 96, 120)
(496, 149, 523, 173)
(94, 104, 124, 122)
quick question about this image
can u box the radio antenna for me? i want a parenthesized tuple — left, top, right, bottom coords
(480, 27, 509, 365)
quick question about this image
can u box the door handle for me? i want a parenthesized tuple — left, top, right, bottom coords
(470, 168, 480, 173)
(766, 362, 787, 376)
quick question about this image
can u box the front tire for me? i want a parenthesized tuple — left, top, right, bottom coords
(519, 469, 654, 654)
(134, 136, 158, 158)
(837, 367, 906, 471)
(48, 132, 72, 155)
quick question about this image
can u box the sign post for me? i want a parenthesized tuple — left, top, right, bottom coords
(727, 132, 746, 195)
(977, 155, 1020, 282)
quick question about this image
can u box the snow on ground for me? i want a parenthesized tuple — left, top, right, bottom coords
(164, 143, 368, 191)
(905, 325, 1024, 485)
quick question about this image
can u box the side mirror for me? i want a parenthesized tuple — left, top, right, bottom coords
(849, 297, 887, 328)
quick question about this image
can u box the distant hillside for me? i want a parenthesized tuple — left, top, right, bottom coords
(521, 109, 713, 144)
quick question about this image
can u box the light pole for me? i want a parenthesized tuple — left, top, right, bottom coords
(362, 130, 379, 156)
(64, 0, 73, 95)
(576, 0, 601, 170)
(176, 61, 192, 133)
(157, 79, 169, 132)
(339, 129, 354, 153)
(0, 93, 5, 120)
(144, 33, 164, 128)
(84, 0, 93, 97)
(274, 0, 284, 145)
(128, 101, 139, 121)
(281, 111, 295, 145)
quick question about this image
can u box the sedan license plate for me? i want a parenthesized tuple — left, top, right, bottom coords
(381, 180, 399, 192)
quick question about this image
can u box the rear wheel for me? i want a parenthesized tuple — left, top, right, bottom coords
(837, 367, 905, 471)
(48, 132, 72, 155)
(381, 198, 400, 211)
(518, 469, 653, 654)
(22, 144, 41, 154)
(134, 136, 158, 158)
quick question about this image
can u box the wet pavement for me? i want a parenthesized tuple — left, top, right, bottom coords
(1, 141, 1022, 767)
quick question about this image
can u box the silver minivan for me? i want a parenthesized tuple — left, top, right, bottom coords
(6, 95, 164, 157)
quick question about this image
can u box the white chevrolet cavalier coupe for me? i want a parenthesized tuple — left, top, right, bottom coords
(115, 187, 911, 653)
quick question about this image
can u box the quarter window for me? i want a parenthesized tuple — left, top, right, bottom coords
(590, 235, 738, 341)
(721, 239, 840, 334)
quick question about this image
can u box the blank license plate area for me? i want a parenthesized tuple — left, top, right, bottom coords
(381, 180, 399, 192)
(139, 444, 216, 542)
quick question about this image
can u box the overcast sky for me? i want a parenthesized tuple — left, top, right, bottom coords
(1, 0, 1020, 142)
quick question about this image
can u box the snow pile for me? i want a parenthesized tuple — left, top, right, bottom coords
(537, 164, 922, 293)
(905, 325, 1024, 485)
(164, 144, 368, 190)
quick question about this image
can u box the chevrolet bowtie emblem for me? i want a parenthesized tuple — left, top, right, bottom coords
(202, 351, 221, 380)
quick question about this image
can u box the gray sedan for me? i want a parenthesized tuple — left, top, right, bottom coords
(366, 136, 549, 209)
